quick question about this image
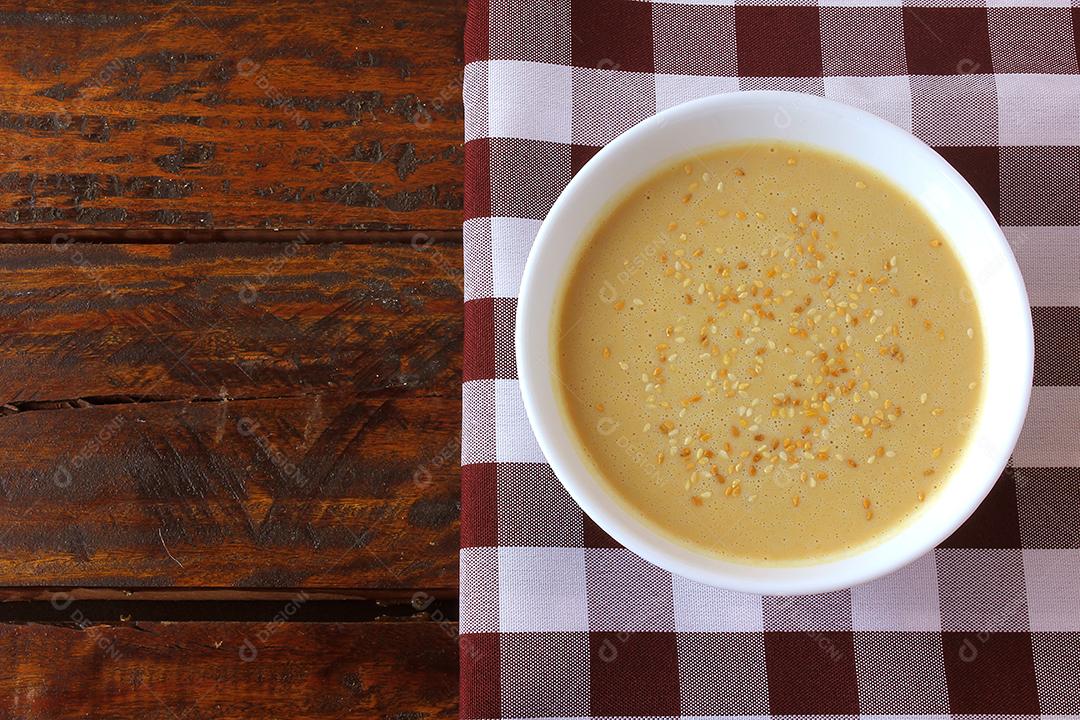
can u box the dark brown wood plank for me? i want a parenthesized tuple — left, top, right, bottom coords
(0, 243, 462, 401)
(0, 242, 462, 588)
(0, 395, 459, 588)
(0, 621, 458, 719)
(0, 0, 465, 232)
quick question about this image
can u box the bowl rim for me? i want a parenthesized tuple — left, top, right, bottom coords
(515, 90, 1033, 595)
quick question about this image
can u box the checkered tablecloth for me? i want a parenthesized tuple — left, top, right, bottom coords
(459, 1, 1080, 716)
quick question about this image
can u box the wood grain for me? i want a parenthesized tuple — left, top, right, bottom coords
(0, 621, 459, 719)
(0, 242, 462, 401)
(0, 0, 469, 712)
(0, 243, 462, 588)
(0, 0, 465, 233)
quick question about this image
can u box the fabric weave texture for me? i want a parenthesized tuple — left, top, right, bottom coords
(461, 1, 1080, 716)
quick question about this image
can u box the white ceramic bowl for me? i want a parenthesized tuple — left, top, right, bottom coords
(516, 91, 1033, 595)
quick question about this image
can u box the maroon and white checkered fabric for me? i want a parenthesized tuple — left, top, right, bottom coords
(460, 1, 1080, 716)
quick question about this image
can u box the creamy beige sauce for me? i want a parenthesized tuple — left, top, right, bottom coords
(555, 141, 984, 565)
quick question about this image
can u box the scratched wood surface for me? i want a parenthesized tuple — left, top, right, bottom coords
(0, 0, 466, 716)
(0, 0, 464, 233)
(0, 243, 462, 588)
(0, 620, 459, 719)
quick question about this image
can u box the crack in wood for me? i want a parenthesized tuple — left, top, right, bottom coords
(0, 389, 453, 415)
(0, 598, 459, 624)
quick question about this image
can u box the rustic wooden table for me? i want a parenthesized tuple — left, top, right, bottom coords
(0, 1, 463, 717)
